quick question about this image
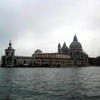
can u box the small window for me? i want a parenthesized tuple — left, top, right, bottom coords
(11, 52, 13, 56)
(23, 61, 26, 64)
(6, 52, 8, 56)
(76, 52, 79, 55)
(14, 59, 16, 64)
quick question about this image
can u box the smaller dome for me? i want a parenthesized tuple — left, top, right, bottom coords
(61, 42, 69, 53)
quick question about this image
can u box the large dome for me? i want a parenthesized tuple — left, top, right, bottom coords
(70, 35, 82, 50)
(70, 41, 82, 49)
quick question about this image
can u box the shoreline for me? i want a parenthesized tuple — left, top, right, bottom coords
(0, 65, 100, 68)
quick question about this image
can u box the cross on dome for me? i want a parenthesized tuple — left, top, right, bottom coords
(73, 34, 78, 41)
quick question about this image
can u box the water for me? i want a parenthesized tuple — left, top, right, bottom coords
(0, 66, 100, 100)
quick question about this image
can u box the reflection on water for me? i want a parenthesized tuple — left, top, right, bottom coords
(0, 67, 100, 100)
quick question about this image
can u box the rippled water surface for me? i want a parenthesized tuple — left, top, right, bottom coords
(0, 66, 100, 100)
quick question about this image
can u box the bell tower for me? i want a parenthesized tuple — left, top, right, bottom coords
(2, 41, 15, 66)
(58, 43, 61, 53)
(5, 41, 15, 57)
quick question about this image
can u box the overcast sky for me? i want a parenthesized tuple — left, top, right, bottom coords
(0, 0, 100, 58)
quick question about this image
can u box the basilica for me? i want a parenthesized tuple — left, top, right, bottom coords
(58, 35, 89, 66)
(1, 35, 89, 67)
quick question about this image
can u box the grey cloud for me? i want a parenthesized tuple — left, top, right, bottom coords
(0, 0, 100, 57)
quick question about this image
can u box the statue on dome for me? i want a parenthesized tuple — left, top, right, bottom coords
(9, 40, 12, 47)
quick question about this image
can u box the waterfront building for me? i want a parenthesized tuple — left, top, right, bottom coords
(1, 41, 34, 67)
(1, 35, 89, 67)
(32, 52, 74, 67)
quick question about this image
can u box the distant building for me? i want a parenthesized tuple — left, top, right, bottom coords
(1, 35, 89, 67)
(58, 35, 89, 66)
(95, 56, 100, 66)
(89, 57, 96, 65)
